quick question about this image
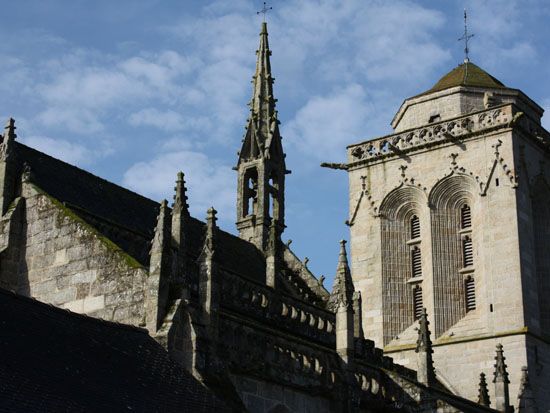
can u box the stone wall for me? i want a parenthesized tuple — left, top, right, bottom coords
(231, 375, 332, 413)
(10, 181, 147, 325)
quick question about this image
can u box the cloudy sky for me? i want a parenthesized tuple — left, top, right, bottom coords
(1, 0, 549, 287)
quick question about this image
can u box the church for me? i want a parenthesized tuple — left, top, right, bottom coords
(0, 19, 545, 413)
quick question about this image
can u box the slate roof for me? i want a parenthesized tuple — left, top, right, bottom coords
(0, 287, 231, 412)
(419, 62, 506, 97)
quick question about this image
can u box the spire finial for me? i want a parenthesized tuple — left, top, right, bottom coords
(257, 1, 272, 23)
(478, 372, 491, 407)
(458, 9, 475, 63)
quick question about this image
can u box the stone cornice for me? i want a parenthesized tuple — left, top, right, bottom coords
(346, 104, 550, 171)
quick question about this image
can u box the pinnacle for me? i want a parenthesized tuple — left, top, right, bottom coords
(477, 372, 490, 406)
(3, 117, 16, 140)
(173, 171, 190, 215)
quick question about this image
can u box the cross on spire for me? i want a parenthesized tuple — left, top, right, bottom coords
(458, 9, 474, 63)
(257, 2, 272, 22)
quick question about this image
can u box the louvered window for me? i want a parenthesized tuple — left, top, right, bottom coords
(461, 204, 471, 229)
(413, 286, 423, 320)
(411, 246, 422, 277)
(410, 215, 420, 239)
(465, 277, 476, 311)
(463, 236, 473, 267)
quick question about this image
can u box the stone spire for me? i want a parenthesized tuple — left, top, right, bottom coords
(415, 308, 436, 386)
(477, 372, 491, 407)
(493, 343, 511, 412)
(248, 22, 276, 145)
(236, 21, 287, 251)
(517, 366, 537, 413)
(146, 200, 172, 332)
(330, 240, 355, 363)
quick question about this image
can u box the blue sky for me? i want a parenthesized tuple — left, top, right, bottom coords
(1, 0, 549, 288)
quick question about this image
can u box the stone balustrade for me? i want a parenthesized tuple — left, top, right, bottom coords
(221, 270, 336, 346)
(347, 104, 528, 167)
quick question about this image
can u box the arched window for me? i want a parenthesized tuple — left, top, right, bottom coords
(429, 175, 477, 336)
(242, 168, 258, 217)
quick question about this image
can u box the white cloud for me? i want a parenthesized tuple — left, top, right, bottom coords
(128, 108, 185, 132)
(284, 84, 372, 161)
(122, 150, 235, 224)
(19, 135, 96, 166)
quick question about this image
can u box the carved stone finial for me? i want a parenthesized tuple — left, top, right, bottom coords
(415, 308, 436, 386)
(172, 171, 189, 216)
(493, 343, 511, 412)
(493, 344, 509, 383)
(328, 240, 354, 312)
(0, 118, 16, 162)
(3, 118, 16, 141)
(477, 372, 491, 407)
(205, 207, 217, 252)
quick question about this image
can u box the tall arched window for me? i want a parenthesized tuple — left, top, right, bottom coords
(430, 176, 477, 336)
(379, 186, 426, 344)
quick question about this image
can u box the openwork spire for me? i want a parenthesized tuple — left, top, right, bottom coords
(328, 240, 355, 311)
(477, 372, 491, 407)
(238, 21, 281, 164)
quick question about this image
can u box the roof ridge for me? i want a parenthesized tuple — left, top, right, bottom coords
(17, 142, 159, 208)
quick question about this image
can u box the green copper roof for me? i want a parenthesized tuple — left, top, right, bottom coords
(422, 61, 505, 95)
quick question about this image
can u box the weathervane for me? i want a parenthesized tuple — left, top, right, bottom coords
(458, 9, 474, 63)
(257, 2, 272, 22)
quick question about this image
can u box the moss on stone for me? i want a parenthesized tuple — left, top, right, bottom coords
(30, 183, 144, 270)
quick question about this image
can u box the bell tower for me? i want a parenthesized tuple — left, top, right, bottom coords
(236, 22, 288, 251)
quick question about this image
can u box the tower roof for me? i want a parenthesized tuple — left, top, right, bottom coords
(422, 62, 505, 96)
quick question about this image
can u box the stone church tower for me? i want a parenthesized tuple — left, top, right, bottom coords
(346, 60, 550, 410)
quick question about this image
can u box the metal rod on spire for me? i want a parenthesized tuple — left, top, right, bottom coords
(458, 9, 474, 63)
(257, 2, 272, 23)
